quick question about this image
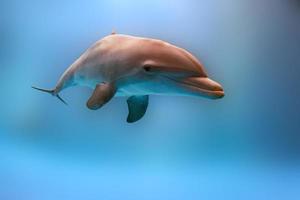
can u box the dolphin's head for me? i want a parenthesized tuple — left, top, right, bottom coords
(138, 63, 224, 99)
(162, 75, 224, 99)
(122, 43, 224, 99)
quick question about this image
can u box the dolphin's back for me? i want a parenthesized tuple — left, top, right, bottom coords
(71, 34, 208, 87)
(105, 34, 208, 77)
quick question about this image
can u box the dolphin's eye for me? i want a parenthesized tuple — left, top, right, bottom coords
(143, 66, 152, 72)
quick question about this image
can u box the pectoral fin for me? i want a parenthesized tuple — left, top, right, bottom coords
(86, 83, 116, 110)
(126, 95, 149, 123)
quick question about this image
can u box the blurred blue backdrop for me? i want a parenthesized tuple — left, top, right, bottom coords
(0, 0, 300, 199)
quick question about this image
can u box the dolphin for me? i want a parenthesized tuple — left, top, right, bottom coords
(32, 33, 224, 123)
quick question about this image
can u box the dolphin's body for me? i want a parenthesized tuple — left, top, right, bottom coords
(33, 33, 224, 123)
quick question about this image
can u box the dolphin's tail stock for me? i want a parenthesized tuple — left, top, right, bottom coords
(31, 86, 68, 105)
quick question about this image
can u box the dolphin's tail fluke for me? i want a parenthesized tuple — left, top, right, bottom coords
(31, 86, 68, 105)
(31, 86, 54, 94)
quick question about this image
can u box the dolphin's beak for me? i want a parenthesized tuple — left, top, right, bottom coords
(178, 77, 224, 99)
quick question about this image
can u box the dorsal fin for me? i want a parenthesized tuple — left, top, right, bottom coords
(111, 29, 117, 35)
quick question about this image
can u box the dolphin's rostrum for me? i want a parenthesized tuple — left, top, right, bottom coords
(33, 33, 224, 123)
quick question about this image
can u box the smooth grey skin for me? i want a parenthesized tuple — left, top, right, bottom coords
(32, 33, 224, 123)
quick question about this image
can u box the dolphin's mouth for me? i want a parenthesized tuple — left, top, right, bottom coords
(165, 76, 224, 99)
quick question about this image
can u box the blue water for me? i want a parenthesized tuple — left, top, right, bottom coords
(0, 0, 300, 199)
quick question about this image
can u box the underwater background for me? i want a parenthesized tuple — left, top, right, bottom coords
(0, 0, 300, 199)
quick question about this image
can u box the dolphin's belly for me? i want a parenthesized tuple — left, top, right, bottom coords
(115, 80, 183, 97)
(74, 71, 103, 88)
(116, 84, 147, 96)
